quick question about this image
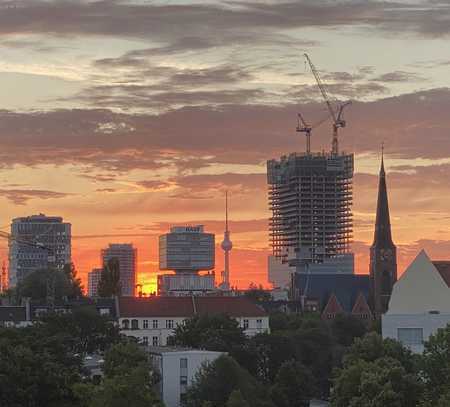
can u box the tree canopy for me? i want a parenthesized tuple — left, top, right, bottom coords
(97, 258, 121, 298)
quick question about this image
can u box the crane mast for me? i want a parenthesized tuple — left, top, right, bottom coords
(303, 53, 351, 156)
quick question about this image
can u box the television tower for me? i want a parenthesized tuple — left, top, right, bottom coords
(220, 191, 232, 290)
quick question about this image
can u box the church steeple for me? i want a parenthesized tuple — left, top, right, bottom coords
(369, 146, 397, 317)
(372, 145, 394, 248)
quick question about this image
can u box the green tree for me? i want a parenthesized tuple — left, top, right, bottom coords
(270, 360, 316, 407)
(63, 262, 84, 298)
(90, 365, 163, 407)
(102, 341, 153, 379)
(97, 257, 121, 297)
(244, 332, 296, 383)
(331, 357, 423, 407)
(184, 355, 273, 407)
(227, 390, 250, 407)
(330, 314, 367, 347)
(0, 335, 81, 407)
(421, 324, 450, 405)
(14, 267, 81, 302)
(343, 332, 418, 373)
(37, 306, 120, 355)
(169, 314, 246, 352)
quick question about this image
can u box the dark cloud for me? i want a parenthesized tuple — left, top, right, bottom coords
(0, 88, 449, 175)
(372, 71, 425, 83)
(0, 0, 448, 54)
(0, 188, 71, 205)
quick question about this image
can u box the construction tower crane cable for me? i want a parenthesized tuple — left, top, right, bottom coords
(296, 113, 330, 154)
(303, 53, 351, 156)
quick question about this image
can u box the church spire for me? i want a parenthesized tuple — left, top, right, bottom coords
(372, 144, 393, 248)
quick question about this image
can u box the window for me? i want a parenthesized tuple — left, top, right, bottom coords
(398, 328, 423, 346)
(243, 319, 249, 329)
(256, 319, 262, 329)
(180, 358, 188, 393)
(131, 319, 139, 330)
(166, 319, 174, 329)
(152, 320, 158, 329)
(143, 320, 149, 329)
(122, 319, 129, 329)
(142, 336, 149, 346)
(152, 336, 159, 346)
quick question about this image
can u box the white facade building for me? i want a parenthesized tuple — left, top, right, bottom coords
(382, 250, 450, 353)
(9, 214, 71, 287)
(157, 273, 215, 296)
(118, 296, 269, 346)
(149, 347, 224, 407)
(101, 243, 137, 297)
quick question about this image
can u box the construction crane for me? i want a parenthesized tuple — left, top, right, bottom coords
(303, 53, 351, 156)
(296, 112, 330, 154)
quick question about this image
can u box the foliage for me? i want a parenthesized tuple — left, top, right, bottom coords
(331, 357, 423, 407)
(343, 332, 418, 373)
(226, 390, 250, 407)
(37, 307, 121, 355)
(89, 364, 163, 407)
(0, 330, 81, 407)
(184, 355, 273, 407)
(421, 324, 450, 405)
(245, 283, 271, 303)
(97, 257, 121, 297)
(270, 360, 316, 407)
(13, 266, 83, 302)
(169, 314, 246, 353)
(330, 314, 367, 347)
(244, 332, 296, 384)
(331, 332, 424, 407)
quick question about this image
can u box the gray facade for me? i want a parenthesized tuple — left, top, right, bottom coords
(9, 214, 71, 287)
(267, 152, 353, 272)
(101, 244, 137, 297)
(159, 226, 214, 273)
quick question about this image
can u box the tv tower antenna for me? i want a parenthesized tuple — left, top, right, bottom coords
(220, 191, 232, 291)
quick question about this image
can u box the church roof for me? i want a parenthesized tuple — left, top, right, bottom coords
(293, 273, 370, 313)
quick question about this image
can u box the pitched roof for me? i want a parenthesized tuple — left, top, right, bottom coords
(293, 273, 370, 313)
(118, 296, 267, 318)
(322, 294, 344, 316)
(0, 306, 26, 322)
(351, 292, 373, 318)
(432, 261, 450, 288)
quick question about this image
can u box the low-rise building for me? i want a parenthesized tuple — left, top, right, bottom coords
(382, 250, 450, 353)
(149, 346, 223, 407)
(118, 296, 269, 346)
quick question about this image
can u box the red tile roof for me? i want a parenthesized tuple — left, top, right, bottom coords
(432, 261, 450, 288)
(118, 296, 267, 318)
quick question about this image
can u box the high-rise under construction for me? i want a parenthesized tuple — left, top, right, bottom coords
(267, 151, 354, 275)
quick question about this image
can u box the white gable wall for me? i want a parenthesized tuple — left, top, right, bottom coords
(387, 250, 450, 314)
(383, 250, 450, 353)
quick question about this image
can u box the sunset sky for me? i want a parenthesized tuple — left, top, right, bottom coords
(0, 0, 449, 292)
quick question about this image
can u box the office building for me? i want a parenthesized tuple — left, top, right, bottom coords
(267, 152, 354, 275)
(88, 268, 102, 297)
(382, 250, 450, 353)
(8, 214, 71, 287)
(158, 226, 215, 295)
(101, 244, 137, 297)
(369, 152, 397, 317)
